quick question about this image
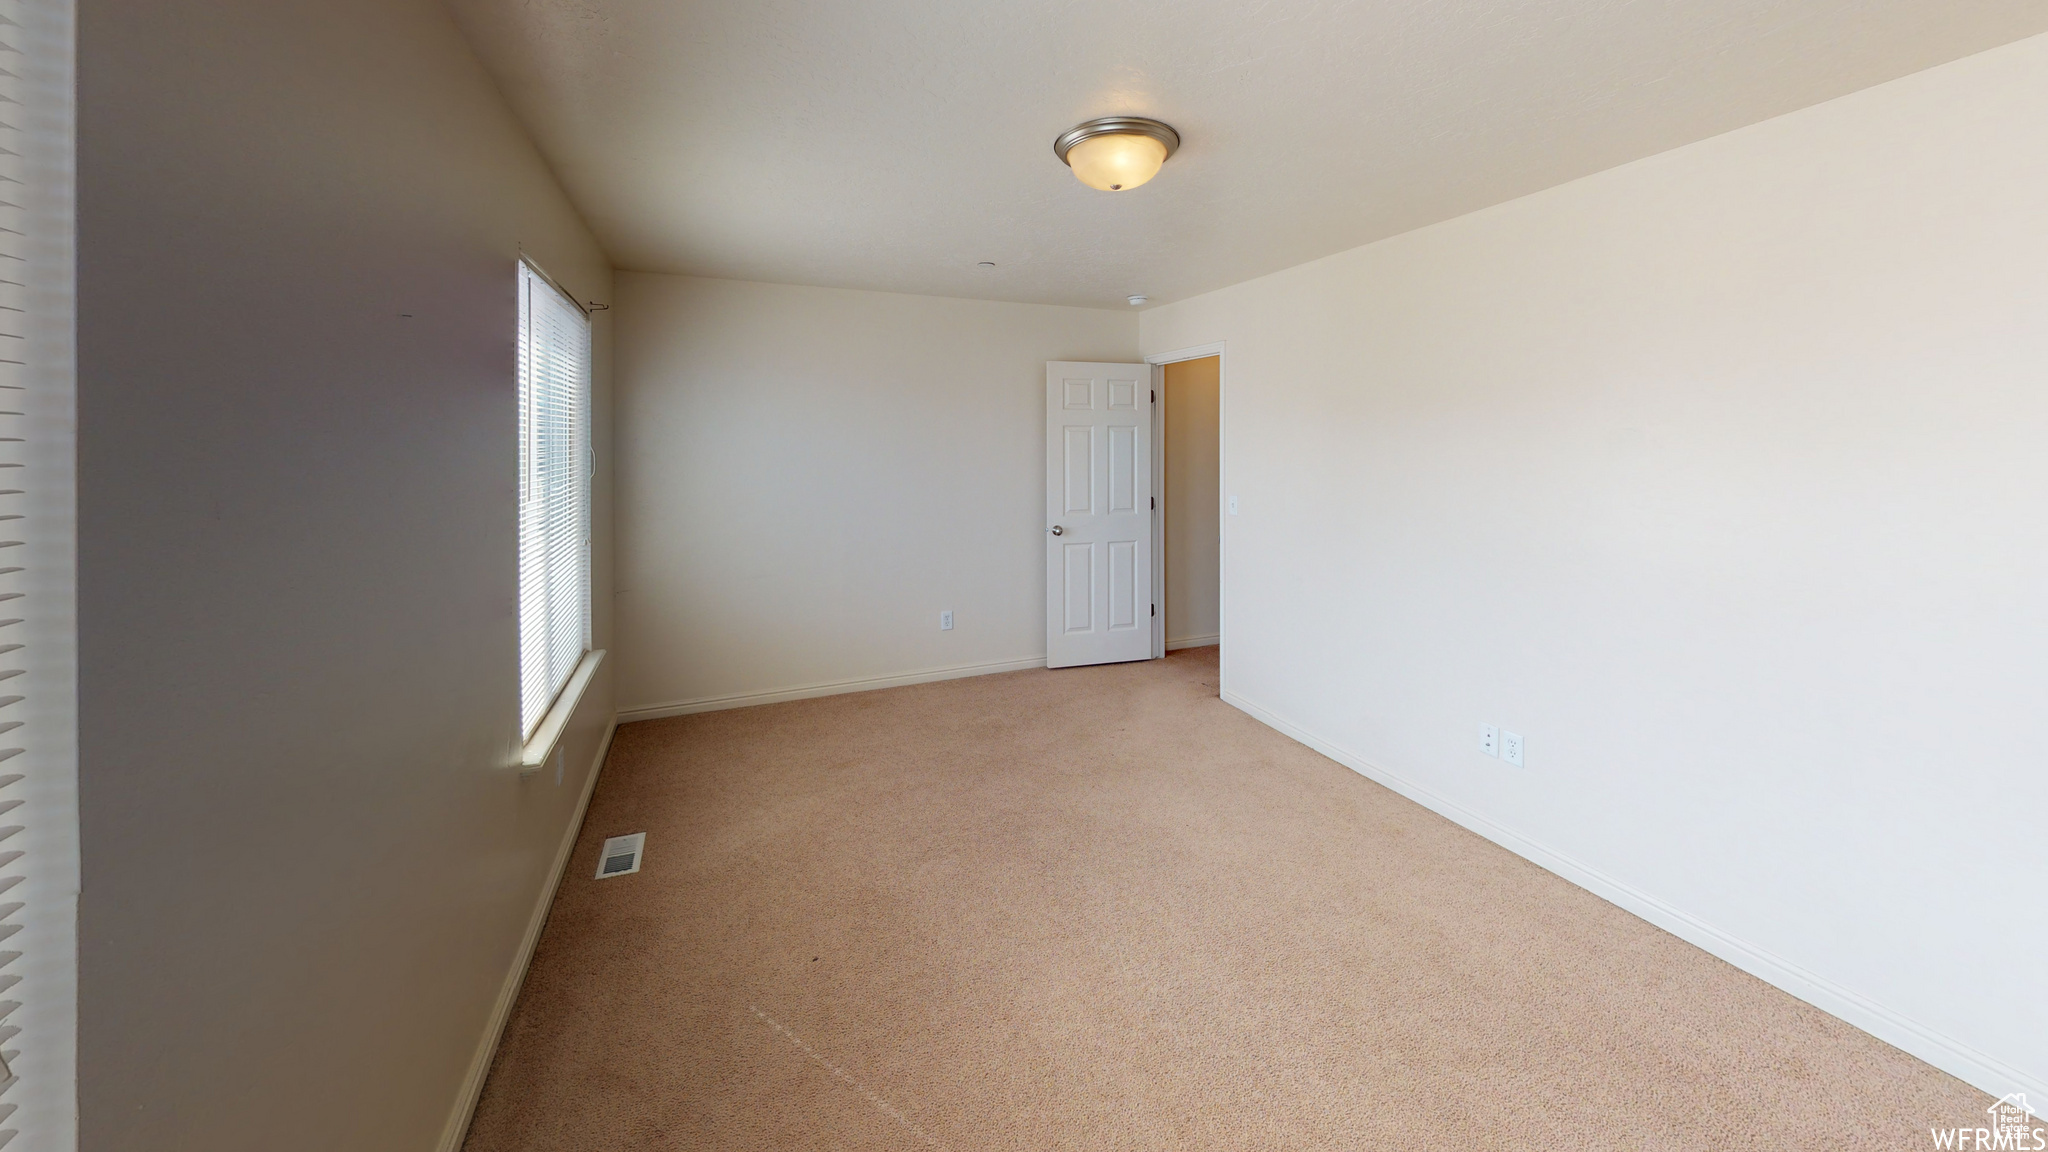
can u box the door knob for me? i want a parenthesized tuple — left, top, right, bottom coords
(1050, 525, 1064, 536)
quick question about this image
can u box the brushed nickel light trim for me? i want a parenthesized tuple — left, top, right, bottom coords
(1053, 116, 1181, 166)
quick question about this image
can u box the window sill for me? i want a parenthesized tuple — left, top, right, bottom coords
(520, 648, 606, 773)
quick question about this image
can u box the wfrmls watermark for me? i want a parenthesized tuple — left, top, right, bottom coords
(1930, 1094, 2045, 1150)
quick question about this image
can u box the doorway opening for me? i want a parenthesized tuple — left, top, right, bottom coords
(1154, 354, 1220, 668)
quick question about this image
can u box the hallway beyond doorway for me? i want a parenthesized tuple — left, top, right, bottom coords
(1162, 355, 1219, 652)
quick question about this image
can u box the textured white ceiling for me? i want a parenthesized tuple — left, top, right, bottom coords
(445, 0, 2047, 309)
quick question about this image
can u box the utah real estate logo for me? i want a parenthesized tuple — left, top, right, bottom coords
(1931, 1094, 2045, 1150)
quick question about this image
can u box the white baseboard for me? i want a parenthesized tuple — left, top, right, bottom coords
(618, 655, 1046, 721)
(435, 717, 619, 1152)
(1166, 634, 1220, 651)
(1220, 688, 2045, 1107)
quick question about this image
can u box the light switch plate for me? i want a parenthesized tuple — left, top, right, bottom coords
(1228, 495, 1239, 515)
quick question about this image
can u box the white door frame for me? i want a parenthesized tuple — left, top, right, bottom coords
(1145, 342, 1227, 661)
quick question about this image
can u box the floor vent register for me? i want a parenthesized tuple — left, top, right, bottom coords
(595, 832, 646, 879)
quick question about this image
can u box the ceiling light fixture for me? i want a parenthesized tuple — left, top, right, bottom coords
(1054, 117, 1180, 192)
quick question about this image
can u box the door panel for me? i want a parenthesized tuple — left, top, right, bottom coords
(1063, 543, 1094, 633)
(1109, 425, 1135, 512)
(1063, 426, 1093, 514)
(1109, 540, 1137, 630)
(1046, 361, 1154, 668)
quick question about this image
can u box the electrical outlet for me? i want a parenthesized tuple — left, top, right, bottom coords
(1502, 731, 1524, 767)
(1480, 724, 1499, 757)
(940, 610, 954, 631)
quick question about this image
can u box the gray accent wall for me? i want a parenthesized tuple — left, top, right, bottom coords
(76, 0, 614, 1147)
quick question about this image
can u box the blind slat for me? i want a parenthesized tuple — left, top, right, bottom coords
(0, 0, 78, 1146)
(518, 262, 592, 738)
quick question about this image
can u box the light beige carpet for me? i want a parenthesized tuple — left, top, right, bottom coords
(465, 647, 1987, 1150)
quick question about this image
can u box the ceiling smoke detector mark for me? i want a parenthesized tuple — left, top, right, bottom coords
(976, 261, 998, 269)
(1127, 294, 1148, 306)
(595, 832, 647, 879)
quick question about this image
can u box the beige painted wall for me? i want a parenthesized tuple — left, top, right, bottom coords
(1141, 32, 2048, 1102)
(614, 274, 1137, 715)
(76, 1, 614, 1148)
(1163, 356, 1220, 647)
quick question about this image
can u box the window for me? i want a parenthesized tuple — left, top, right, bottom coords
(0, 0, 79, 1145)
(517, 260, 593, 739)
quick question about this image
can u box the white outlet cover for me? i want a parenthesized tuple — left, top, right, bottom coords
(1480, 724, 1499, 757)
(940, 610, 953, 630)
(1502, 731, 1524, 767)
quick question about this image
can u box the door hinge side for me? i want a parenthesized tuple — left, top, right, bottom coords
(1151, 389, 1156, 404)
(1151, 496, 1155, 510)
(1151, 603, 1156, 617)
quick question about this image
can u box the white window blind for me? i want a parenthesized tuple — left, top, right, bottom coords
(0, 0, 79, 1148)
(517, 261, 592, 739)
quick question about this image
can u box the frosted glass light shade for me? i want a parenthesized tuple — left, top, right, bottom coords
(1065, 132, 1169, 191)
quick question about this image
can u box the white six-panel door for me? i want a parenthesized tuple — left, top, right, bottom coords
(1046, 362, 1154, 668)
